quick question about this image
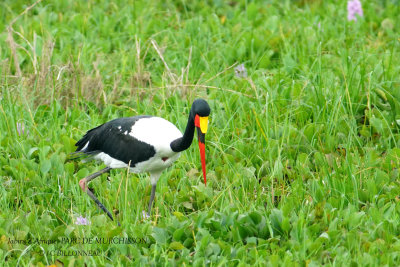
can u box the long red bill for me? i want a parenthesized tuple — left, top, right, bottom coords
(198, 140, 207, 185)
(195, 114, 208, 185)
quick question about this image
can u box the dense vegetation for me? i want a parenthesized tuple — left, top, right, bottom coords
(1, 0, 400, 265)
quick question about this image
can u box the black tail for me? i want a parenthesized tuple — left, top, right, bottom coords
(75, 123, 105, 151)
(75, 126, 97, 151)
(68, 124, 104, 161)
(67, 150, 99, 161)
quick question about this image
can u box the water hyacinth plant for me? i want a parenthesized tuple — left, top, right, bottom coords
(234, 63, 248, 78)
(142, 210, 150, 220)
(16, 122, 29, 136)
(347, 0, 363, 21)
(75, 215, 91, 225)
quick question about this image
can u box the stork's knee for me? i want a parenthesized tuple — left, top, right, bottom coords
(79, 179, 87, 192)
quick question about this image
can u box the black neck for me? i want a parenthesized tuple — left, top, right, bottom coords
(170, 112, 195, 152)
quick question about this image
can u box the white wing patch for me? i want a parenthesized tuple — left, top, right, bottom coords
(130, 117, 182, 154)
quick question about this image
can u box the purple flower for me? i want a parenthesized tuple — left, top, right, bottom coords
(142, 210, 150, 220)
(16, 122, 29, 136)
(347, 0, 363, 21)
(234, 64, 248, 78)
(75, 215, 91, 225)
(314, 21, 323, 32)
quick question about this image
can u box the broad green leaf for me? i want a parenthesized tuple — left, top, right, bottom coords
(169, 241, 185, 250)
(152, 227, 168, 245)
(40, 159, 51, 175)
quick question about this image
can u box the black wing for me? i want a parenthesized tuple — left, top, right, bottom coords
(75, 116, 156, 166)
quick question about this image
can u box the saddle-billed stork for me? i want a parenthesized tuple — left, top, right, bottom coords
(74, 99, 210, 222)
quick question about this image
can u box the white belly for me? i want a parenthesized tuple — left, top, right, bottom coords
(93, 152, 181, 173)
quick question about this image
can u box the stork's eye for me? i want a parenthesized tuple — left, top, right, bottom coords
(162, 157, 169, 162)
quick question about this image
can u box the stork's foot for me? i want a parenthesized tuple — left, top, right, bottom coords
(78, 167, 117, 224)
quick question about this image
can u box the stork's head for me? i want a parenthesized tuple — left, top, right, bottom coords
(191, 99, 210, 185)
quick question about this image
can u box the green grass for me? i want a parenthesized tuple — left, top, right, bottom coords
(1, 0, 400, 265)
